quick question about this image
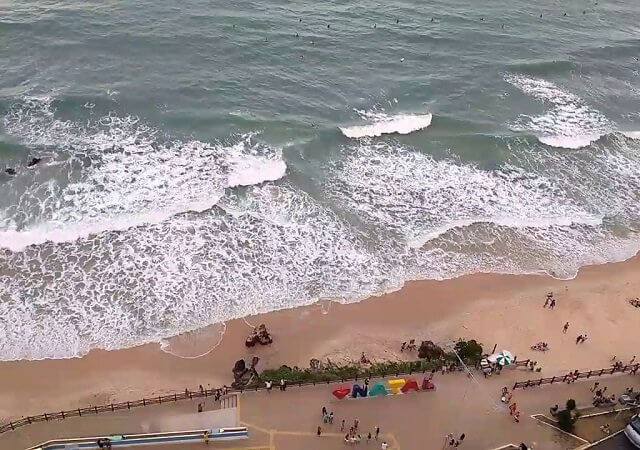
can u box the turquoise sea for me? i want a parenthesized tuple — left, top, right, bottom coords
(1, 0, 639, 359)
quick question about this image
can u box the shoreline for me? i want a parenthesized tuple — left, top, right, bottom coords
(1, 253, 639, 419)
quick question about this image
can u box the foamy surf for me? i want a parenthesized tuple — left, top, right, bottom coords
(340, 112, 432, 138)
(623, 131, 640, 140)
(0, 97, 286, 250)
(504, 74, 611, 149)
(538, 134, 604, 149)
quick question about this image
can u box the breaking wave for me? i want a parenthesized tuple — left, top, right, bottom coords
(340, 110, 433, 138)
(0, 96, 286, 250)
(505, 74, 611, 149)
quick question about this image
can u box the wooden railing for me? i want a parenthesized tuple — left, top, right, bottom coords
(512, 364, 640, 390)
(0, 357, 536, 436)
(0, 362, 445, 436)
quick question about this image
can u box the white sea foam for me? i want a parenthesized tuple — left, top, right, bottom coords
(0, 183, 402, 360)
(505, 74, 610, 149)
(0, 96, 286, 250)
(340, 110, 432, 138)
(623, 131, 640, 140)
(327, 138, 640, 281)
(538, 134, 603, 149)
(328, 141, 601, 247)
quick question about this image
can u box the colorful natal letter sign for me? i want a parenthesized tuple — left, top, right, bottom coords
(332, 377, 433, 400)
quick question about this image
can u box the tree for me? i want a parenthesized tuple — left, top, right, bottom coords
(454, 339, 483, 364)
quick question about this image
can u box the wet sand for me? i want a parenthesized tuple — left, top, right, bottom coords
(1, 254, 639, 420)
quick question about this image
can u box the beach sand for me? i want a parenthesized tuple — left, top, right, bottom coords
(1, 255, 639, 421)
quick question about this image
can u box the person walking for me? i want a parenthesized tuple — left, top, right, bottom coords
(549, 298, 556, 309)
(265, 380, 272, 392)
(375, 426, 380, 440)
(203, 431, 209, 445)
(563, 322, 569, 333)
(322, 406, 327, 417)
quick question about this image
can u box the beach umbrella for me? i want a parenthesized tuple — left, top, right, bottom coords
(488, 350, 513, 366)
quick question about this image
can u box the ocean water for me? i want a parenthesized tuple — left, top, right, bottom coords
(1, 0, 639, 360)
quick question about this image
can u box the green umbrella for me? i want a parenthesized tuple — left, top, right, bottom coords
(488, 350, 513, 366)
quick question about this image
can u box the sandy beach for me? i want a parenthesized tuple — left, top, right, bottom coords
(1, 254, 639, 422)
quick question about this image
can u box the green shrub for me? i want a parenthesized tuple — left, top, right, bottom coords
(454, 339, 483, 364)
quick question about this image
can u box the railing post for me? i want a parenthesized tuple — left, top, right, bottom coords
(110, 404, 114, 412)
(127, 401, 130, 409)
(600, 369, 604, 376)
(158, 396, 162, 404)
(551, 376, 555, 384)
(94, 406, 98, 414)
(143, 398, 146, 406)
(27, 417, 32, 424)
(61, 411, 65, 419)
(174, 394, 177, 401)
(44, 413, 48, 421)
(9, 422, 14, 430)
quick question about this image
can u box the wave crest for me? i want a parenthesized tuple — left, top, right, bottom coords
(340, 111, 432, 138)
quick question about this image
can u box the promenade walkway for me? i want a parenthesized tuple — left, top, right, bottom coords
(2, 370, 638, 449)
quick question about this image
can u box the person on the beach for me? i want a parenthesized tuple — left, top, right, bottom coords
(509, 402, 517, 415)
(322, 406, 327, 417)
(590, 382, 599, 392)
(197, 402, 203, 413)
(341, 419, 345, 432)
(582, 334, 588, 343)
(266, 380, 272, 391)
(367, 432, 372, 443)
(563, 322, 569, 333)
(401, 342, 407, 352)
(381, 441, 388, 449)
(354, 418, 359, 431)
(576, 334, 583, 344)
(514, 410, 521, 423)
(317, 426, 322, 436)
(375, 426, 380, 440)
(203, 431, 209, 445)
(329, 412, 334, 424)
(549, 298, 556, 309)
(630, 355, 636, 365)
(344, 434, 350, 443)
